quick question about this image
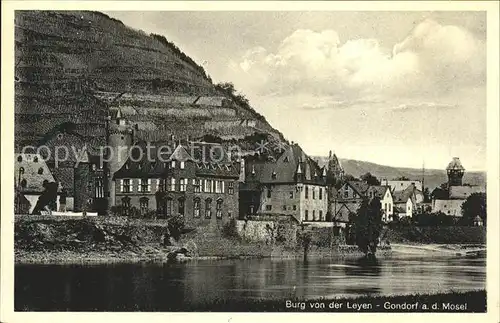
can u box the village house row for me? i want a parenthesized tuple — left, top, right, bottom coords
(14, 107, 485, 230)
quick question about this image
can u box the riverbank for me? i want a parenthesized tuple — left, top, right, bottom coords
(14, 215, 389, 264)
(15, 216, 484, 264)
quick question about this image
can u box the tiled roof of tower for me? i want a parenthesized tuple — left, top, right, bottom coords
(244, 143, 326, 185)
(447, 157, 465, 171)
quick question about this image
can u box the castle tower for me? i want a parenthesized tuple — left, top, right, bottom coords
(446, 157, 465, 187)
(107, 121, 134, 207)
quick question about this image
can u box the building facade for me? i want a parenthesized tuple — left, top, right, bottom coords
(241, 143, 329, 224)
(113, 142, 240, 229)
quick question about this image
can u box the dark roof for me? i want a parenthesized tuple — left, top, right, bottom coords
(245, 143, 326, 185)
(393, 184, 416, 204)
(367, 185, 390, 198)
(113, 141, 239, 179)
(347, 181, 369, 196)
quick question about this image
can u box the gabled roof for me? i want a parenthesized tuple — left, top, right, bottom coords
(244, 143, 325, 185)
(333, 203, 352, 223)
(15, 153, 58, 193)
(393, 184, 416, 204)
(367, 185, 391, 198)
(346, 181, 369, 196)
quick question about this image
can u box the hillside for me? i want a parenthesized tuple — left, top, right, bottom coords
(14, 10, 284, 151)
(315, 157, 486, 191)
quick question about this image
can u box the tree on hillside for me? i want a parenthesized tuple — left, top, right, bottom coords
(353, 197, 383, 257)
(360, 172, 381, 186)
(461, 192, 487, 225)
(395, 176, 410, 180)
(343, 174, 358, 183)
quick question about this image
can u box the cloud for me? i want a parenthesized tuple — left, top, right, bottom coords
(228, 19, 485, 104)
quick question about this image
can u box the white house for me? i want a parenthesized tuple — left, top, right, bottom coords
(366, 185, 394, 222)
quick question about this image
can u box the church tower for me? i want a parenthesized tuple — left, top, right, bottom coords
(446, 157, 465, 187)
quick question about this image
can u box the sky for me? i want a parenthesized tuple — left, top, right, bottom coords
(104, 11, 487, 171)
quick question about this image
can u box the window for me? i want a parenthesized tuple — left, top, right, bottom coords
(171, 160, 176, 168)
(344, 188, 349, 198)
(289, 191, 294, 199)
(120, 179, 131, 193)
(228, 181, 234, 195)
(271, 171, 277, 179)
(180, 161, 185, 169)
(215, 180, 223, 193)
(228, 212, 232, 218)
(265, 205, 272, 211)
(164, 198, 173, 217)
(17, 156, 22, 162)
(193, 198, 201, 217)
(266, 187, 272, 198)
(312, 210, 316, 221)
(205, 199, 212, 218)
(193, 179, 201, 193)
(178, 198, 185, 216)
(121, 197, 131, 216)
(95, 178, 104, 198)
(38, 167, 43, 175)
(319, 210, 323, 221)
(293, 205, 297, 211)
(158, 178, 166, 192)
(139, 198, 149, 215)
(305, 210, 309, 220)
(33, 156, 38, 162)
(170, 178, 176, 191)
(305, 186, 309, 199)
(216, 199, 223, 218)
(20, 179, 27, 188)
(204, 179, 212, 193)
(139, 179, 150, 193)
(180, 178, 186, 192)
(319, 188, 323, 200)
(389, 204, 392, 212)
(312, 187, 316, 200)
(282, 205, 287, 211)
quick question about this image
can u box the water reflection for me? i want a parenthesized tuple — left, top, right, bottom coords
(15, 255, 486, 311)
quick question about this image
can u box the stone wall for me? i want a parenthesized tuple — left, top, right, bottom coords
(236, 219, 298, 245)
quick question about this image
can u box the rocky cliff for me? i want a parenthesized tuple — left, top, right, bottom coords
(15, 10, 284, 151)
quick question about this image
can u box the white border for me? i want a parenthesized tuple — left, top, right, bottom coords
(1, 2, 499, 323)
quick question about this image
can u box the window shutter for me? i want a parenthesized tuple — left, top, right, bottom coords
(148, 179, 151, 192)
(120, 179, 124, 192)
(222, 181, 225, 193)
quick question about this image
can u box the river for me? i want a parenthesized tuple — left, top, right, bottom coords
(15, 254, 485, 311)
